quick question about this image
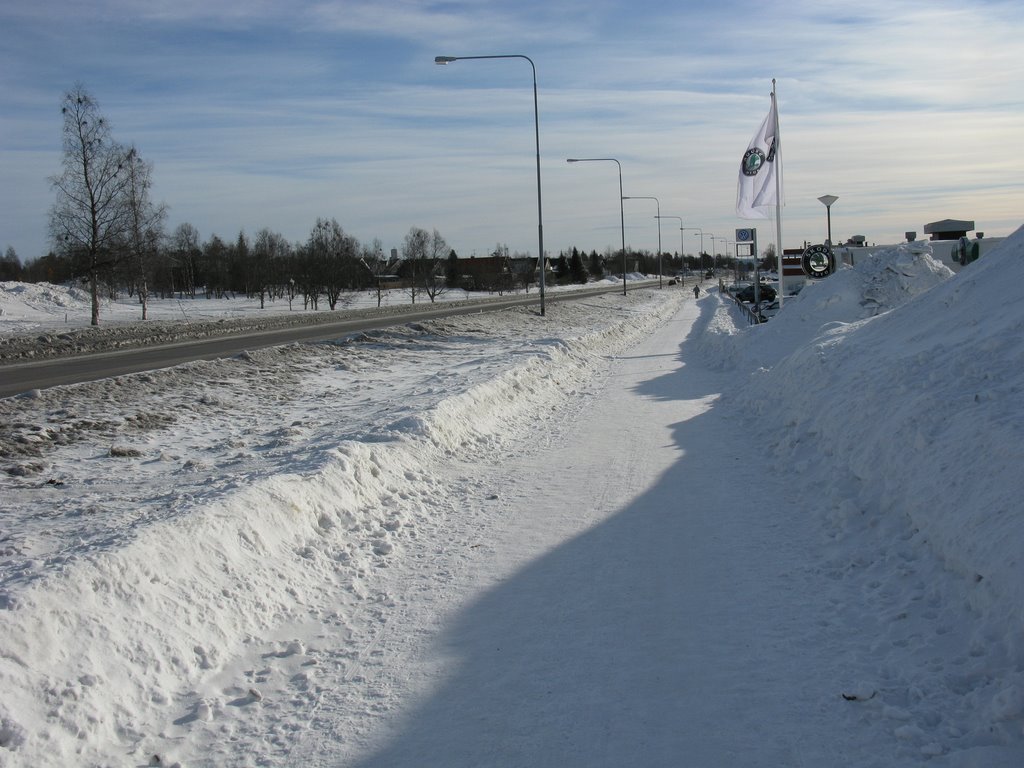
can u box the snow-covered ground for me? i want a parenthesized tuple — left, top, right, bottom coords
(0, 282, 568, 362)
(0, 283, 486, 336)
(1, 231, 1023, 766)
(0, 277, 650, 363)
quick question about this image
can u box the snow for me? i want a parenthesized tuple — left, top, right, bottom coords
(1, 231, 1023, 766)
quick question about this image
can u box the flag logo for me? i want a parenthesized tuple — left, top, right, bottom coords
(742, 147, 765, 176)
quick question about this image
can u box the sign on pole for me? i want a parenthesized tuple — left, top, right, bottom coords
(735, 228, 757, 259)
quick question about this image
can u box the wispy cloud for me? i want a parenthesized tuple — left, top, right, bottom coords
(1, 0, 1021, 262)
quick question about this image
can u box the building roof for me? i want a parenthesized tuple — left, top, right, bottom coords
(923, 219, 975, 234)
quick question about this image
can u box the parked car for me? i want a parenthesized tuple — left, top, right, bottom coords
(735, 283, 776, 303)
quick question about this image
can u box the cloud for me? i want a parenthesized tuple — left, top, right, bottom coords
(1, 0, 1021, 262)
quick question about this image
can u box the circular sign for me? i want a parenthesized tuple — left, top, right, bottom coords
(736, 228, 753, 242)
(742, 148, 765, 176)
(801, 244, 835, 279)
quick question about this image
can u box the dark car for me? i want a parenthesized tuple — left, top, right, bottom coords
(735, 283, 776, 303)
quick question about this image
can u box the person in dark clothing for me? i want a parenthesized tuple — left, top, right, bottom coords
(693, 285, 700, 298)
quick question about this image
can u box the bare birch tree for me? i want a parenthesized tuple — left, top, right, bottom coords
(49, 84, 132, 325)
(169, 223, 201, 298)
(421, 228, 450, 302)
(252, 228, 290, 308)
(360, 238, 393, 307)
(307, 218, 358, 310)
(400, 227, 428, 304)
(122, 146, 167, 319)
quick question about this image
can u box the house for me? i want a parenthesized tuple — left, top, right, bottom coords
(457, 255, 540, 291)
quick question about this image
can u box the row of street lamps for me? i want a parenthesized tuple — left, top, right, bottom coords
(435, 53, 762, 312)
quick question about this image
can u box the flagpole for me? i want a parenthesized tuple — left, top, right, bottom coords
(772, 79, 785, 308)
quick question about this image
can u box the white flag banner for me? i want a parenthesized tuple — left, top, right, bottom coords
(736, 94, 780, 220)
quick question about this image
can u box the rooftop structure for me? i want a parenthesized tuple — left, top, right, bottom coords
(923, 219, 975, 241)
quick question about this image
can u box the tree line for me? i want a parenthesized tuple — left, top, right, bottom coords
(3, 84, 743, 325)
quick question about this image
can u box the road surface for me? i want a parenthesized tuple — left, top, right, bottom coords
(0, 283, 651, 398)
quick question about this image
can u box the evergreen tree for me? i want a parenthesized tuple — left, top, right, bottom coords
(569, 247, 588, 284)
(446, 250, 460, 287)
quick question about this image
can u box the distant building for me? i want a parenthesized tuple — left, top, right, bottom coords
(456, 255, 540, 291)
(923, 219, 975, 241)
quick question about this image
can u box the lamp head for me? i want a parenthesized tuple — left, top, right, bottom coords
(435, 56, 457, 65)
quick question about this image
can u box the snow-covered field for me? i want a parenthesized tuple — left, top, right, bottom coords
(0, 283, 489, 336)
(0, 283, 548, 362)
(1, 230, 1023, 766)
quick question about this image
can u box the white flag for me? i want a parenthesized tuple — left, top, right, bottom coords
(736, 94, 780, 219)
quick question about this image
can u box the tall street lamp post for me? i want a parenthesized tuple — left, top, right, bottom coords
(682, 227, 704, 279)
(715, 237, 728, 276)
(622, 196, 661, 288)
(817, 194, 838, 247)
(656, 215, 684, 280)
(704, 233, 715, 275)
(567, 158, 626, 296)
(435, 54, 546, 315)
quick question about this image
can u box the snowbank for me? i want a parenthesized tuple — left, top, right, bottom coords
(706, 227, 1024, 661)
(0, 289, 684, 765)
(697, 239, 954, 371)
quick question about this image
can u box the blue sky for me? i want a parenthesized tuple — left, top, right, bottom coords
(2, 0, 1022, 264)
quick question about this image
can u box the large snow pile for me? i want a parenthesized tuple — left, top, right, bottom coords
(733, 228, 1024, 626)
(696, 228, 1024, 762)
(0, 282, 95, 318)
(698, 239, 955, 371)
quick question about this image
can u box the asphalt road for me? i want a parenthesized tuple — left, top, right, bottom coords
(0, 283, 659, 398)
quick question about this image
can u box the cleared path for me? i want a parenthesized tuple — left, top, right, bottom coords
(288, 294, 880, 766)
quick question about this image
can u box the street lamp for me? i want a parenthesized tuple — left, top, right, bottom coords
(715, 237, 729, 276)
(656, 215, 684, 279)
(702, 232, 715, 275)
(567, 158, 626, 296)
(681, 227, 704, 279)
(435, 54, 546, 315)
(622, 196, 661, 288)
(817, 194, 838, 247)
